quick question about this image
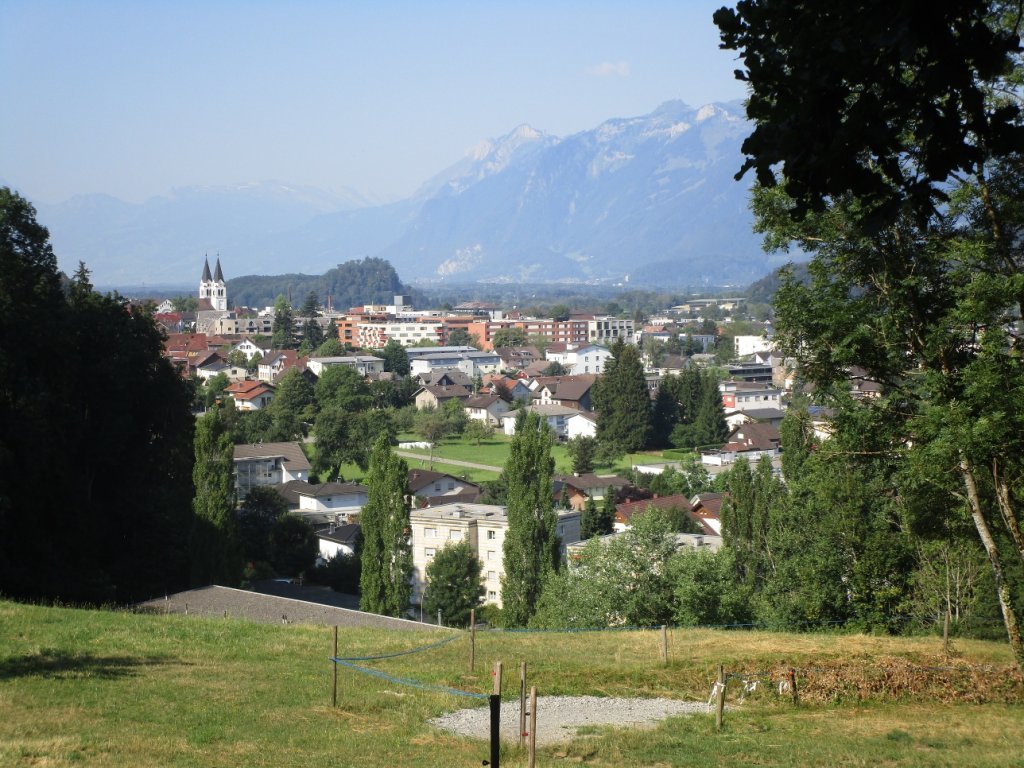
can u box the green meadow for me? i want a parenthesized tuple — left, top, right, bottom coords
(2, 600, 1022, 766)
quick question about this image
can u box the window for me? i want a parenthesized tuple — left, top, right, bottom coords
(487, 571, 496, 581)
(488, 590, 497, 600)
(425, 527, 436, 538)
(449, 529, 463, 540)
(487, 550, 495, 561)
(486, 530, 496, 540)
(425, 547, 436, 558)
(447, 480, 455, 490)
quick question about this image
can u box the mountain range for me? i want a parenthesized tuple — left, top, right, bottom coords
(32, 101, 784, 288)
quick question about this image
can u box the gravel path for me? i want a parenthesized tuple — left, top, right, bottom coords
(394, 450, 503, 473)
(136, 585, 441, 631)
(431, 695, 711, 746)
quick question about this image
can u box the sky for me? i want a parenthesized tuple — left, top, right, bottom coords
(0, 1, 748, 206)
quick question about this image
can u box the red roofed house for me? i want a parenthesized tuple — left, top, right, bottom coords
(225, 380, 275, 411)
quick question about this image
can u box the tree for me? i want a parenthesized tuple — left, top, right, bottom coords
(302, 318, 324, 349)
(446, 327, 480, 349)
(717, 0, 1024, 665)
(268, 367, 315, 440)
(422, 540, 483, 627)
(542, 361, 568, 376)
(314, 364, 372, 413)
(380, 338, 410, 375)
(501, 411, 559, 626)
(314, 338, 346, 358)
(580, 496, 601, 540)
(492, 327, 528, 348)
(237, 486, 287, 566)
(564, 435, 595, 476)
(714, 0, 1024, 227)
(268, 515, 319, 577)
(414, 408, 449, 467)
(442, 396, 469, 437)
(202, 372, 230, 409)
(593, 339, 651, 453)
(2, 188, 196, 603)
(464, 418, 494, 445)
(271, 295, 295, 349)
(191, 408, 241, 586)
(300, 291, 320, 316)
(313, 407, 366, 475)
(530, 508, 680, 629)
(359, 435, 412, 616)
(549, 304, 571, 322)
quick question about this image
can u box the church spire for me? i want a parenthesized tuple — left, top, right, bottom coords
(213, 255, 224, 282)
(201, 254, 212, 282)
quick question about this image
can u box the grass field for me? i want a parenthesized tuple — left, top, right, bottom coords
(2, 600, 1022, 767)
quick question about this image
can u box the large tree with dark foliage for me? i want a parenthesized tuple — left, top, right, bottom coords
(592, 339, 651, 453)
(716, 1, 1024, 666)
(0, 188, 195, 603)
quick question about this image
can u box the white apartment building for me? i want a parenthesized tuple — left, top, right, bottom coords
(307, 355, 385, 377)
(587, 316, 636, 345)
(357, 320, 443, 348)
(409, 503, 582, 608)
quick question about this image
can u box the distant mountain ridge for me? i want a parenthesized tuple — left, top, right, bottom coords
(32, 101, 781, 287)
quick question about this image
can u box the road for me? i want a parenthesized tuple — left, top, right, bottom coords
(393, 450, 502, 473)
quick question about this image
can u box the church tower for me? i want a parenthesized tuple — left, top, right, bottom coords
(198, 254, 228, 312)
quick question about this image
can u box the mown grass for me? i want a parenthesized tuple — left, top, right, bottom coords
(2, 600, 1021, 767)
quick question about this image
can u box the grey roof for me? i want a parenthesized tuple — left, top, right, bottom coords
(213, 257, 224, 282)
(298, 481, 368, 498)
(201, 256, 212, 281)
(232, 442, 311, 471)
(314, 522, 361, 545)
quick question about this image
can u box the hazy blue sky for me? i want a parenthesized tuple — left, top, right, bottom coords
(1, 1, 747, 205)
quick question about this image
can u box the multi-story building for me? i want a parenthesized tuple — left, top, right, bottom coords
(587, 316, 636, 345)
(357, 320, 444, 348)
(409, 502, 582, 608)
(232, 442, 311, 500)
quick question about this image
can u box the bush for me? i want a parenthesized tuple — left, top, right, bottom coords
(312, 553, 361, 594)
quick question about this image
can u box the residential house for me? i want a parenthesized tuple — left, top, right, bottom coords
(552, 473, 630, 511)
(408, 470, 482, 507)
(225, 379, 275, 411)
(315, 522, 361, 561)
(463, 394, 510, 426)
(484, 374, 532, 403)
(502, 404, 577, 440)
(701, 423, 782, 466)
(292, 481, 368, 524)
(494, 346, 542, 372)
(565, 411, 598, 440)
(724, 407, 787, 431)
(530, 375, 597, 412)
(409, 502, 581, 607)
(409, 350, 501, 378)
(414, 384, 472, 410)
(233, 442, 311, 499)
(258, 350, 309, 383)
(417, 369, 475, 389)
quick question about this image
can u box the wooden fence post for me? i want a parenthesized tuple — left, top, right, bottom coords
(943, 611, 950, 656)
(469, 609, 476, 673)
(789, 668, 799, 705)
(715, 664, 725, 732)
(528, 686, 537, 768)
(661, 625, 669, 666)
(518, 662, 527, 748)
(493, 660, 503, 696)
(331, 625, 338, 707)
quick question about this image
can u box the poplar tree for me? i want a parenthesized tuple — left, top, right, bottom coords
(501, 411, 558, 626)
(191, 408, 241, 586)
(359, 434, 412, 616)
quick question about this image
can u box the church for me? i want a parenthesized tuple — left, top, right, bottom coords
(198, 255, 227, 312)
(196, 255, 230, 333)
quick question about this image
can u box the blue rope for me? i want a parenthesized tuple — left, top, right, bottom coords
(334, 632, 462, 661)
(333, 658, 489, 700)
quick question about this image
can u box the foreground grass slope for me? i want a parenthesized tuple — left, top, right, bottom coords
(1, 600, 1022, 767)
